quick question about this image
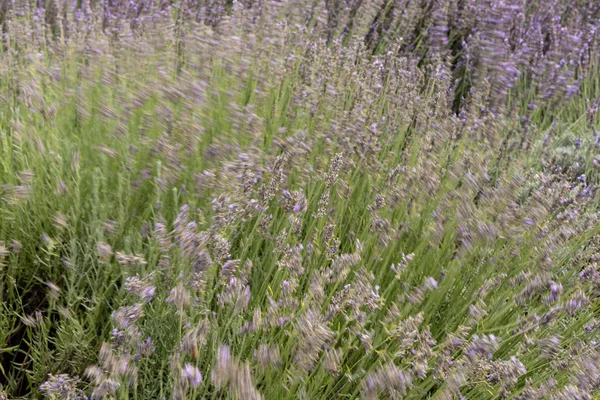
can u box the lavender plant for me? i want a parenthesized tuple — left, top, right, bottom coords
(0, 0, 599, 399)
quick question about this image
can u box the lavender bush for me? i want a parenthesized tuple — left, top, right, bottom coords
(0, 0, 600, 399)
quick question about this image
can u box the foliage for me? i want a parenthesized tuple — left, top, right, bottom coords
(1, 1, 600, 399)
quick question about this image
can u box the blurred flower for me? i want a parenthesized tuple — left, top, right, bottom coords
(181, 363, 203, 388)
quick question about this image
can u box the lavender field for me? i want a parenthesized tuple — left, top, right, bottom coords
(0, 0, 599, 399)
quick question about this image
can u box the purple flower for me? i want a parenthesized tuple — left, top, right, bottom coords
(548, 282, 562, 303)
(141, 286, 156, 302)
(181, 363, 202, 388)
(137, 337, 155, 357)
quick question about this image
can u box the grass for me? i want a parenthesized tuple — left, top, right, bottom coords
(1, 1, 600, 399)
